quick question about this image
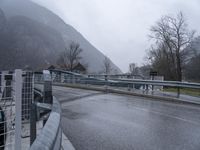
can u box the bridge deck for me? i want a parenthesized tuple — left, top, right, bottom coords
(53, 86, 200, 150)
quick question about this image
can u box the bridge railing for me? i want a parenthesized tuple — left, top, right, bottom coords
(0, 71, 15, 150)
(34, 69, 200, 102)
(30, 70, 62, 150)
(30, 97, 62, 150)
(0, 70, 35, 150)
(0, 69, 62, 150)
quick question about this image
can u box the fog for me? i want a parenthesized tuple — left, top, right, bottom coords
(32, 0, 200, 72)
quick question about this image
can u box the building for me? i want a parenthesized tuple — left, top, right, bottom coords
(72, 63, 86, 74)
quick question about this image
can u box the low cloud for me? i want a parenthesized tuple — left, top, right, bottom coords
(32, 0, 200, 72)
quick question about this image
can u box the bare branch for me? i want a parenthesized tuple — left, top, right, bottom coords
(148, 12, 195, 81)
(57, 41, 83, 71)
(103, 56, 112, 74)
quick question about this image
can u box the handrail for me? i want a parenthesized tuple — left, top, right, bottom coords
(30, 97, 62, 150)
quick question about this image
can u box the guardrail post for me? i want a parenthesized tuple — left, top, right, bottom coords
(132, 83, 135, 91)
(177, 87, 180, 98)
(128, 84, 131, 91)
(151, 75, 155, 91)
(105, 75, 108, 81)
(146, 85, 149, 94)
(142, 84, 145, 94)
(15, 69, 22, 150)
(43, 70, 52, 125)
(43, 70, 52, 104)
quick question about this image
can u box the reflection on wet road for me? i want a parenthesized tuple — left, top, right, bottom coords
(53, 86, 200, 150)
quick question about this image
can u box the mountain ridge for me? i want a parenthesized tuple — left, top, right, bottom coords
(0, 0, 121, 73)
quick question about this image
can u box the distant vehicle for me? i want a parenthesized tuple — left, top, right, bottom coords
(0, 107, 6, 149)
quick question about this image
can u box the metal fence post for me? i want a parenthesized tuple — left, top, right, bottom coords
(43, 70, 52, 126)
(43, 70, 52, 104)
(15, 69, 22, 150)
(30, 103, 37, 145)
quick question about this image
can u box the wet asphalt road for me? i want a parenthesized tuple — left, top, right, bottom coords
(53, 86, 200, 150)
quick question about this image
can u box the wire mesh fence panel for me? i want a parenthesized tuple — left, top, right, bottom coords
(0, 71, 15, 150)
(21, 71, 34, 149)
(0, 70, 34, 150)
(34, 73, 43, 83)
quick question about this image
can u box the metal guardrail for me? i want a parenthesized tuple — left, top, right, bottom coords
(30, 97, 62, 150)
(108, 78, 200, 89)
(30, 70, 62, 150)
(34, 69, 200, 101)
(32, 70, 200, 149)
(39, 69, 200, 89)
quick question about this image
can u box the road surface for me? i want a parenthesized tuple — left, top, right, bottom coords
(53, 86, 200, 150)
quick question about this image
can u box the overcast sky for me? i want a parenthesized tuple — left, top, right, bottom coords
(32, 0, 200, 72)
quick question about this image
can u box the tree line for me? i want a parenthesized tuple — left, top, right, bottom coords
(129, 12, 200, 82)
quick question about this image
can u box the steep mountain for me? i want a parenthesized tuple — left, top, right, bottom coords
(0, 11, 65, 70)
(0, 0, 121, 73)
(190, 36, 200, 55)
(8, 16, 65, 68)
(0, 9, 6, 31)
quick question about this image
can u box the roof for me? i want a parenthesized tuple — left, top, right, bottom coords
(73, 63, 86, 71)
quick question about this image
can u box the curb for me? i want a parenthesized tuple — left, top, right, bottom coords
(109, 88, 200, 106)
(61, 132, 75, 150)
(53, 83, 200, 107)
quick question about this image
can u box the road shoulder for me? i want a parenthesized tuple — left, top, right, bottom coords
(62, 132, 75, 150)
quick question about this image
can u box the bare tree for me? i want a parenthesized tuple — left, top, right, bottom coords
(129, 63, 139, 75)
(57, 42, 83, 71)
(103, 56, 112, 74)
(81, 61, 89, 73)
(185, 54, 200, 81)
(148, 43, 177, 80)
(149, 12, 195, 81)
